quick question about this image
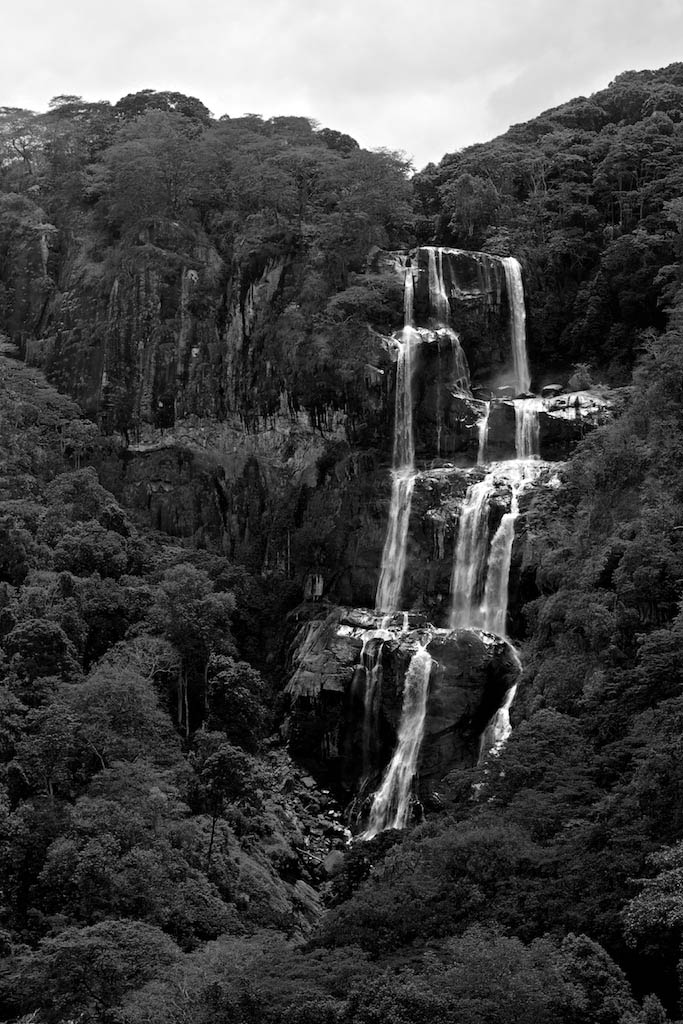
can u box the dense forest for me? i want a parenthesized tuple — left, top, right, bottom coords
(1, 64, 683, 1023)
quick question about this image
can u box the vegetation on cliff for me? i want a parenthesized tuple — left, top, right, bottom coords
(0, 93, 412, 432)
(415, 63, 683, 383)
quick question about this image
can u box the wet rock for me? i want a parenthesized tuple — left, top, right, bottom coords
(292, 879, 323, 924)
(285, 606, 521, 803)
(322, 850, 346, 876)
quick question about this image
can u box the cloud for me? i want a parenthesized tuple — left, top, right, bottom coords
(1, 0, 683, 167)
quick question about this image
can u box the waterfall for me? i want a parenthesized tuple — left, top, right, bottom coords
(449, 468, 528, 636)
(392, 333, 415, 470)
(375, 470, 416, 614)
(364, 247, 539, 838)
(375, 265, 417, 613)
(427, 246, 450, 324)
(502, 257, 531, 395)
(477, 403, 490, 465)
(478, 683, 518, 762)
(478, 647, 522, 761)
(442, 328, 471, 394)
(362, 644, 433, 839)
(478, 481, 520, 635)
(514, 398, 543, 459)
(449, 476, 495, 630)
(359, 630, 390, 778)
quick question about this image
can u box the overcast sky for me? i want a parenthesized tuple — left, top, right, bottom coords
(2, 0, 683, 169)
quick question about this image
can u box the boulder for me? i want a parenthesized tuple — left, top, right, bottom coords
(284, 606, 521, 807)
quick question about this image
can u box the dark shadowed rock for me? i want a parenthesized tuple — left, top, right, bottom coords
(284, 606, 521, 813)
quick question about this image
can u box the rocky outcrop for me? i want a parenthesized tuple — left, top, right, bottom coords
(284, 606, 520, 816)
(486, 390, 612, 459)
(408, 247, 511, 384)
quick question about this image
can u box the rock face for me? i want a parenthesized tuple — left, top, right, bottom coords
(485, 391, 612, 460)
(284, 606, 520, 817)
(12, 236, 611, 615)
(411, 248, 510, 384)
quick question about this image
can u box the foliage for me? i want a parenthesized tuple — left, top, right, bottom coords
(414, 62, 683, 381)
(4, 919, 180, 1022)
(3, 67, 683, 1024)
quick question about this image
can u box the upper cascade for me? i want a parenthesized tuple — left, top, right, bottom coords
(410, 245, 530, 398)
(502, 257, 531, 395)
(375, 260, 418, 613)
(426, 247, 451, 325)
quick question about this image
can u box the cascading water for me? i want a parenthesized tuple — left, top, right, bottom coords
(445, 330, 471, 393)
(362, 644, 433, 839)
(365, 246, 542, 834)
(478, 647, 523, 762)
(502, 256, 531, 395)
(478, 477, 521, 635)
(478, 683, 518, 761)
(357, 631, 386, 778)
(427, 246, 451, 324)
(375, 471, 415, 614)
(375, 266, 417, 614)
(514, 397, 543, 459)
(426, 246, 472, 393)
(449, 476, 496, 631)
(477, 403, 490, 465)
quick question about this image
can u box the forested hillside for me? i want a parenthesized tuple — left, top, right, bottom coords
(415, 64, 683, 381)
(1, 65, 683, 1024)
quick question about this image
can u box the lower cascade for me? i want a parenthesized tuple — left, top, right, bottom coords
(284, 246, 595, 837)
(361, 644, 433, 839)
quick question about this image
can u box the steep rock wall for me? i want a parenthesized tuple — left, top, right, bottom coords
(9, 233, 609, 614)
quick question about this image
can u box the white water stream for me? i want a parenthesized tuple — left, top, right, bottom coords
(514, 397, 543, 460)
(502, 256, 531, 395)
(358, 625, 391, 778)
(362, 644, 433, 838)
(375, 266, 417, 614)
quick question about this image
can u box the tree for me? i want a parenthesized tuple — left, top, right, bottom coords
(114, 89, 212, 125)
(189, 730, 260, 874)
(5, 919, 180, 1022)
(7, 701, 76, 799)
(96, 110, 205, 229)
(0, 107, 46, 180)
(37, 790, 234, 947)
(206, 655, 268, 751)
(439, 173, 500, 245)
(53, 520, 129, 578)
(63, 664, 181, 771)
(3, 618, 81, 684)
(149, 563, 235, 733)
